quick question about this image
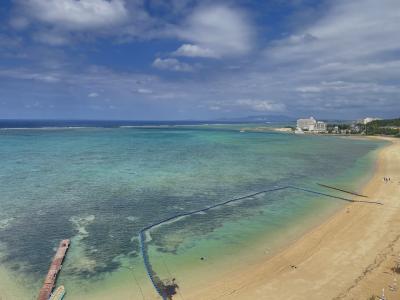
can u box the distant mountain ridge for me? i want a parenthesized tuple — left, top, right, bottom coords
(217, 115, 295, 123)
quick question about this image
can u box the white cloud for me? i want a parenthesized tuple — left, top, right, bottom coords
(296, 81, 400, 94)
(20, 0, 129, 30)
(173, 44, 218, 58)
(177, 5, 254, 57)
(24, 101, 41, 109)
(207, 98, 287, 113)
(209, 105, 221, 111)
(136, 88, 153, 94)
(0, 69, 60, 83)
(152, 58, 193, 72)
(296, 86, 322, 93)
(88, 92, 99, 98)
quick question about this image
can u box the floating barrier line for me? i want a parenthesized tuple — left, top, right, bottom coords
(317, 183, 368, 198)
(289, 186, 383, 205)
(138, 185, 383, 299)
(138, 186, 288, 299)
(139, 230, 166, 299)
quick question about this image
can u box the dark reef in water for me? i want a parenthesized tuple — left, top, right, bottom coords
(0, 208, 75, 277)
(0, 183, 285, 281)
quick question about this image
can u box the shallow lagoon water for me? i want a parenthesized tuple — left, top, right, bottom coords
(0, 126, 383, 299)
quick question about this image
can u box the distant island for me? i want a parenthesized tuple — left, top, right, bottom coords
(216, 114, 295, 123)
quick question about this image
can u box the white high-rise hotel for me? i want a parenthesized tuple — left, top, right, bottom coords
(296, 117, 327, 133)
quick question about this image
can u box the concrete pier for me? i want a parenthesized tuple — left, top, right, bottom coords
(37, 239, 70, 300)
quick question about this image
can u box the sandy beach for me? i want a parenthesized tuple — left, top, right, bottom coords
(177, 137, 400, 300)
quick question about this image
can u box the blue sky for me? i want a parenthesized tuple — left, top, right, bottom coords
(0, 0, 399, 120)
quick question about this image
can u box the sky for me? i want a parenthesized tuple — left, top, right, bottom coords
(0, 0, 399, 120)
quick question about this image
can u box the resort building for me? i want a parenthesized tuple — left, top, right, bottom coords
(297, 117, 317, 131)
(315, 121, 327, 132)
(334, 126, 339, 134)
(296, 117, 327, 133)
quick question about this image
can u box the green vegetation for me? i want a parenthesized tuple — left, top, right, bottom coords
(325, 118, 400, 136)
(366, 118, 400, 136)
(370, 118, 400, 127)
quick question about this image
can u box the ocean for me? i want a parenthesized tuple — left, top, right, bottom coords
(0, 121, 384, 299)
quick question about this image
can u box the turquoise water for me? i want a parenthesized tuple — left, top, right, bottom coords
(0, 126, 384, 298)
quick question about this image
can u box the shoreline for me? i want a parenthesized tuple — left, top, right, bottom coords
(177, 136, 400, 299)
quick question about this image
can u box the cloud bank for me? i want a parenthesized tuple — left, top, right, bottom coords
(0, 0, 399, 120)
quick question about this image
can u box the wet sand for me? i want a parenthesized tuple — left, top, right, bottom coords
(179, 137, 400, 300)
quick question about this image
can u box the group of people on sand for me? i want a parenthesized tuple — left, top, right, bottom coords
(383, 177, 391, 183)
(383, 177, 400, 185)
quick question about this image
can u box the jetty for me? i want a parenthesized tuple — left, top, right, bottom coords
(317, 183, 368, 198)
(37, 239, 70, 300)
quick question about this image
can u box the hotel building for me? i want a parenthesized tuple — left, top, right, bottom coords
(296, 117, 327, 133)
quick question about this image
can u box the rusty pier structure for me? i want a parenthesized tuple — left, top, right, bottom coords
(37, 239, 70, 300)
